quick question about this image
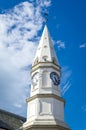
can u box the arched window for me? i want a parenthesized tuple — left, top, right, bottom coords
(42, 56, 48, 61)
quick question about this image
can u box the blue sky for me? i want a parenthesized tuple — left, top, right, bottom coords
(0, 0, 86, 130)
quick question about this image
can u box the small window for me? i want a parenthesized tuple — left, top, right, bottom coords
(52, 57, 56, 64)
(34, 57, 39, 65)
(44, 45, 47, 48)
(42, 56, 48, 61)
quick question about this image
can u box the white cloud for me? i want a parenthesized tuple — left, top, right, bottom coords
(61, 66, 72, 95)
(43, 0, 51, 7)
(36, 0, 51, 7)
(0, 0, 51, 116)
(79, 43, 86, 48)
(55, 40, 65, 49)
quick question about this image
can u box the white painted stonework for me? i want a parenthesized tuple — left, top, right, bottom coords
(31, 66, 61, 97)
(32, 25, 59, 66)
(23, 25, 70, 130)
(27, 98, 64, 122)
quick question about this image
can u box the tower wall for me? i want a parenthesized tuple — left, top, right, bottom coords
(26, 96, 64, 122)
(23, 25, 70, 130)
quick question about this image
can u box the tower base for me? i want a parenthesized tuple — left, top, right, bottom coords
(23, 118, 70, 130)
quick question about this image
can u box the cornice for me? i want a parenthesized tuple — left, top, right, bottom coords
(31, 62, 61, 74)
(23, 125, 70, 130)
(26, 94, 65, 105)
(32, 61, 61, 68)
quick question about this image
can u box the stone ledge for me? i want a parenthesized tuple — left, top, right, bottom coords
(26, 94, 65, 105)
(23, 118, 70, 130)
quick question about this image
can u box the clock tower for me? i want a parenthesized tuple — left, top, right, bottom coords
(23, 25, 70, 130)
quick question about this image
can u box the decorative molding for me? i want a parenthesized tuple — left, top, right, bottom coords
(31, 62, 61, 74)
(23, 123, 70, 130)
(26, 94, 65, 105)
(32, 61, 61, 68)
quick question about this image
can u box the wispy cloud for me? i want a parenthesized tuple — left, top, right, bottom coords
(79, 43, 86, 48)
(0, 0, 51, 116)
(61, 66, 72, 95)
(13, 103, 22, 108)
(55, 40, 65, 49)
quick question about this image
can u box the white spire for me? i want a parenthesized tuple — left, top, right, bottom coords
(32, 25, 59, 66)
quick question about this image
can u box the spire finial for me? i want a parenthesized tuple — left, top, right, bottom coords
(44, 12, 48, 23)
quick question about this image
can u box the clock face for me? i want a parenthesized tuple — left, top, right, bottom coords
(50, 72, 60, 85)
(32, 72, 39, 87)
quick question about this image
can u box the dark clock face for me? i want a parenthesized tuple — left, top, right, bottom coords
(50, 72, 60, 85)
